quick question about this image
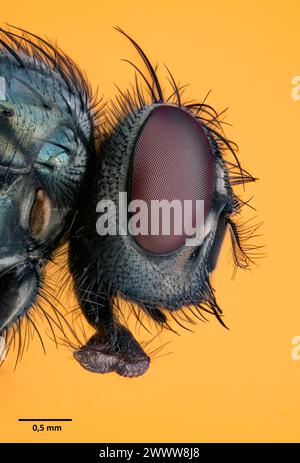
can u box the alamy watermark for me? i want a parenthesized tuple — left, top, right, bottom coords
(291, 336, 300, 360)
(0, 335, 6, 361)
(0, 76, 6, 101)
(96, 192, 205, 247)
(291, 76, 300, 101)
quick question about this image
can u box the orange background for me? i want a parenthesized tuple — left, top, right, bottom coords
(0, 0, 300, 443)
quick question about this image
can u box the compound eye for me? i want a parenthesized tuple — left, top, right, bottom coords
(130, 105, 216, 254)
(30, 189, 52, 239)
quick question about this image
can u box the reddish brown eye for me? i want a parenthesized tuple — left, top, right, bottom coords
(130, 105, 216, 254)
(30, 189, 51, 238)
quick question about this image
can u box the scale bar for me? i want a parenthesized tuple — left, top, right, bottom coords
(18, 419, 72, 422)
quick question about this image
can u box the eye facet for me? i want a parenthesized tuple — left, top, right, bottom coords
(29, 189, 51, 238)
(130, 105, 215, 254)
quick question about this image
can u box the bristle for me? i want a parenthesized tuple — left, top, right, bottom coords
(227, 216, 265, 278)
